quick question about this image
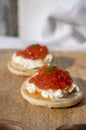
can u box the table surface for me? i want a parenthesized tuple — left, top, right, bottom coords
(0, 50, 86, 130)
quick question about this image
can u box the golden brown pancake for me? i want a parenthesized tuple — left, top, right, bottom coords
(21, 78, 83, 108)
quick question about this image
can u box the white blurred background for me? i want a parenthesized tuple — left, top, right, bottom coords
(0, 0, 86, 51)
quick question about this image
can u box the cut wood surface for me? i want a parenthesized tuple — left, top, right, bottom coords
(0, 50, 86, 130)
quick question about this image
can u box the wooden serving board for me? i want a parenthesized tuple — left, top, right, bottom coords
(0, 50, 86, 130)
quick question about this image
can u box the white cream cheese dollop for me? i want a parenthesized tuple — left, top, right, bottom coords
(25, 80, 80, 100)
(12, 53, 53, 69)
(41, 89, 64, 99)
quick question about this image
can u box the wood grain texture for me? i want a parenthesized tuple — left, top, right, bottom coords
(0, 50, 86, 130)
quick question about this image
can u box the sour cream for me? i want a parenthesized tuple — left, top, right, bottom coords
(25, 80, 63, 99)
(25, 80, 79, 100)
(12, 53, 53, 69)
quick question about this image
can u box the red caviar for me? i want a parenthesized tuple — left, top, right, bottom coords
(16, 44, 48, 60)
(29, 66, 73, 90)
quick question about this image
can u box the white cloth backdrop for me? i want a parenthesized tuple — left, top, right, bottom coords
(40, 0, 86, 51)
(0, 0, 86, 51)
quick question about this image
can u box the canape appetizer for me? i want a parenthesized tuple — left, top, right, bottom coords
(21, 66, 83, 108)
(7, 44, 53, 76)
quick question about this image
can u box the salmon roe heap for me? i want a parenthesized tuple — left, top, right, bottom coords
(16, 44, 48, 60)
(29, 66, 73, 90)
